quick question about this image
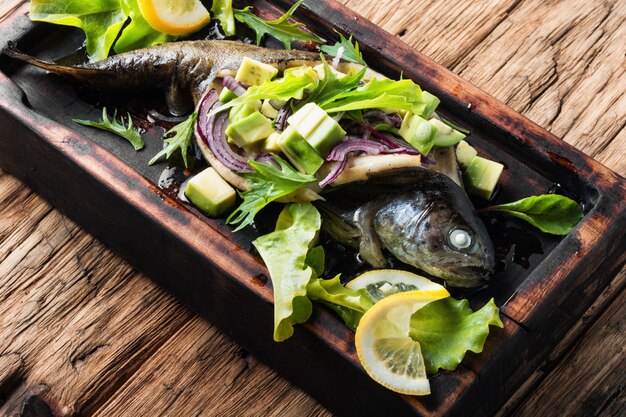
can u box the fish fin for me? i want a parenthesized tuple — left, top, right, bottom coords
(166, 82, 193, 116)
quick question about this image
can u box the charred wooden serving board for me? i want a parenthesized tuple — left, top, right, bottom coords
(0, 1, 624, 416)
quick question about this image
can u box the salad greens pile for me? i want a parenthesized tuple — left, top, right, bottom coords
(256, 203, 503, 373)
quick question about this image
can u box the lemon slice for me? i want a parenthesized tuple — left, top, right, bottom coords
(355, 289, 449, 395)
(138, 0, 211, 36)
(347, 269, 447, 302)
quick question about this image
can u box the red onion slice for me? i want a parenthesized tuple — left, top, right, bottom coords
(197, 90, 253, 173)
(326, 138, 387, 161)
(319, 158, 348, 188)
(222, 75, 248, 96)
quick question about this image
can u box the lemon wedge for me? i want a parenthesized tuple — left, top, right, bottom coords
(138, 0, 211, 36)
(355, 289, 449, 395)
(347, 269, 447, 302)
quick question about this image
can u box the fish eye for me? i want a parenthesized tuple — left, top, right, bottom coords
(448, 228, 473, 251)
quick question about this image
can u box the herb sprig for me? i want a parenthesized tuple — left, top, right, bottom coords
(148, 112, 198, 168)
(74, 107, 145, 151)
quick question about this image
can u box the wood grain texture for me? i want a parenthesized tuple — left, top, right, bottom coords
(0, 1, 624, 417)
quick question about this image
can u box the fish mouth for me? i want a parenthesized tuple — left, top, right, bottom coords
(441, 264, 493, 288)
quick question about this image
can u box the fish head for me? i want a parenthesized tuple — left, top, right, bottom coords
(372, 172, 495, 288)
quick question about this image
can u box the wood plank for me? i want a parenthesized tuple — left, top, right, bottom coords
(93, 317, 328, 417)
(0, 201, 194, 415)
(453, 0, 626, 164)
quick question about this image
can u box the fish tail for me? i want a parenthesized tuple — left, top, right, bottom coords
(3, 41, 98, 79)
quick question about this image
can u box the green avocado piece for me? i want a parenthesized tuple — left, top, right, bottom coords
(399, 112, 435, 155)
(279, 126, 325, 175)
(235, 57, 279, 86)
(261, 99, 279, 119)
(229, 100, 262, 125)
(288, 103, 346, 157)
(462, 156, 504, 200)
(456, 140, 478, 170)
(421, 91, 440, 119)
(430, 118, 466, 147)
(225, 111, 274, 148)
(185, 168, 236, 217)
(219, 88, 237, 103)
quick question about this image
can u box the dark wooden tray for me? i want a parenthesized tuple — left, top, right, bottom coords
(0, 2, 624, 416)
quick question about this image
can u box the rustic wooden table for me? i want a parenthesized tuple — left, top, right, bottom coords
(0, 0, 624, 416)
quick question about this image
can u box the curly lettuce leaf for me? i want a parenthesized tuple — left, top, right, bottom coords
(307, 276, 374, 330)
(114, 0, 175, 54)
(148, 112, 197, 168)
(321, 77, 426, 114)
(300, 56, 365, 109)
(234, 0, 323, 49)
(227, 154, 316, 231)
(253, 203, 321, 342)
(409, 297, 503, 374)
(30, 0, 127, 61)
(74, 107, 144, 150)
(214, 72, 316, 115)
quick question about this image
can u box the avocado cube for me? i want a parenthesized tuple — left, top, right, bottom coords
(430, 118, 466, 147)
(306, 116, 347, 156)
(399, 112, 435, 155)
(462, 156, 504, 200)
(456, 140, 477, 170)
(235, 57, 279, 86)
(219, 88, 237, 103)
(288, 103, 346, 156)
(225, 111, 274, 149)
(261, 99, 279, 119)
(263, 131, 283, 153)
(421, 91, 440, 119)
(229, 100, 262, 124)
(279, 126, 325, 175)
(185, 168, 236, 217)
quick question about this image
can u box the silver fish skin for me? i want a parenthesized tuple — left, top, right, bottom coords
(319, 166, 495, 288)
(3, 40, 321, 115)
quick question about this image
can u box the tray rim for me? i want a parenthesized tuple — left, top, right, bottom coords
(0, 2, 625, 416)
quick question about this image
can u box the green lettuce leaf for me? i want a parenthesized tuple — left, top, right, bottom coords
(321, 78, 426, 114)
(253, 203, 321, 342)
(320, 32, 366, 65)
(227, 154, 316, 231)
(484, 194, 584, 235)
(212, 0, 236, 36)
(409, 297, 503, 374)
(30, 0, 127, 61)
(114, 0, 175, 54)
(307, 276, 374, 330)
(214, 72, 316, 115)
(299, 56, 365, 109)
(234, 0, 323, 49)
(305, 246, 326, 278)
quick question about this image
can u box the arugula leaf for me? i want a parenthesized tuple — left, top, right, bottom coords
(214, 72, 316, 115)
(74, 107, 144, 150)
(234, 0, 323, 49)
(299, 56, 365, 109)
(253, 203, 321, 341)
(30, 0, 127, 61)
(320, 32, 366, 66)
(148, 112, 198, 168)
(212, 0, 236, 36)
(409, 298, 503, 374)
(484, 194, 583, 235)
(321, 78, 426, 114)
(228, 155, 316, 231)
(307, 276, 374, 330)
(114, 0, 175, 54)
